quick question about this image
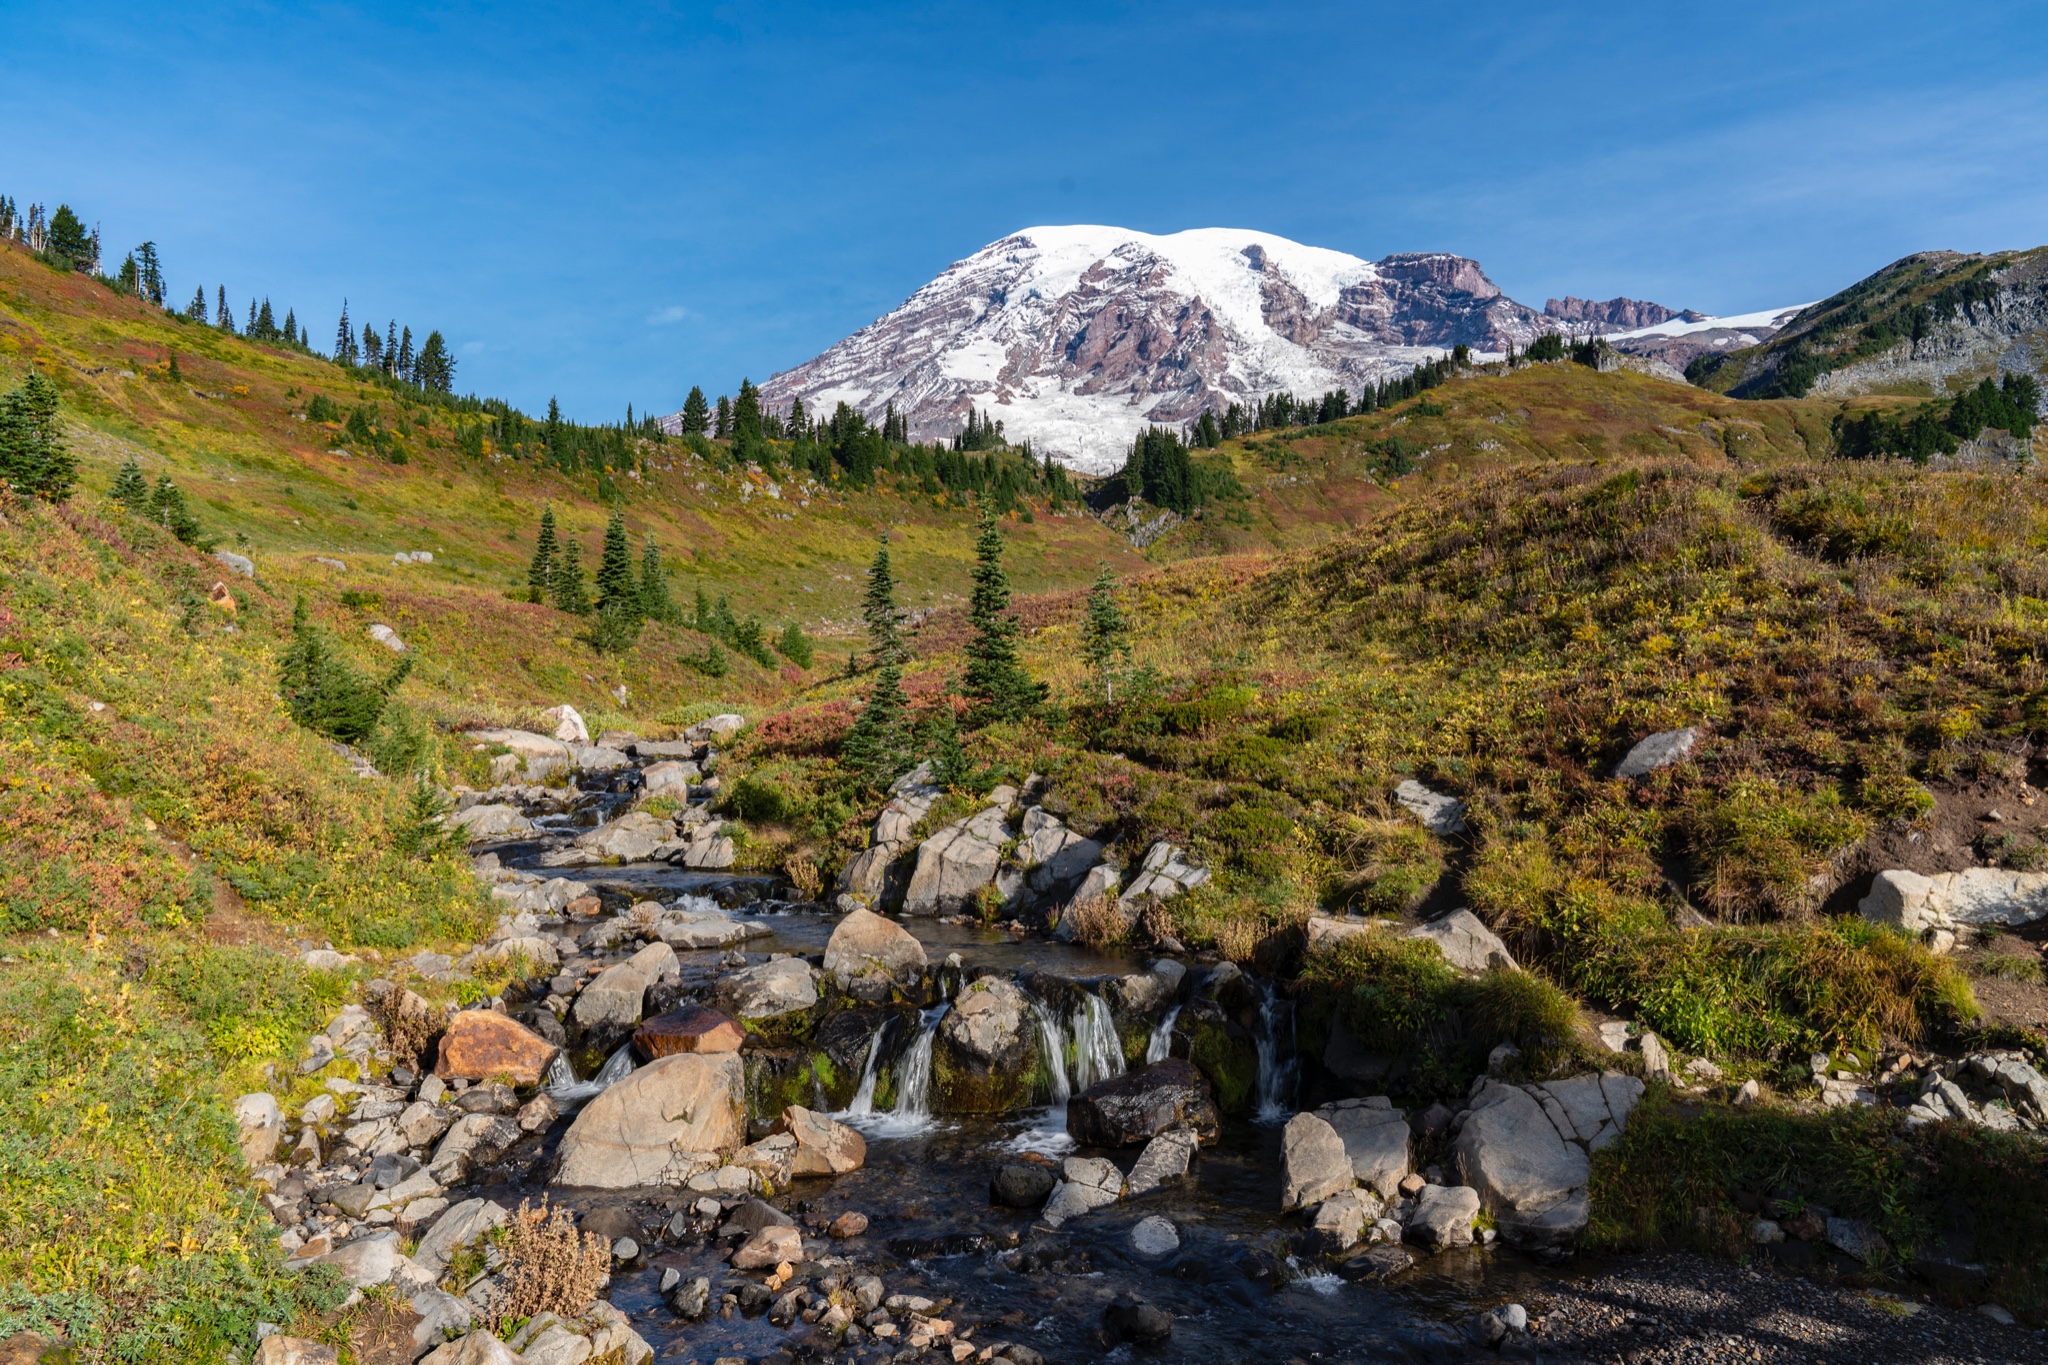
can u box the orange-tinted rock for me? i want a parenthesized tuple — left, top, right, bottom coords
(827, 1210, 869, 1238)
(566, 894, 603, 919)
(634, 1004, 745, 1059)
(433, 1010, 560, 1087)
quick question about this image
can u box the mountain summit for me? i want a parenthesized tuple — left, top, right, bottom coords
(755, 226, 1692, 470)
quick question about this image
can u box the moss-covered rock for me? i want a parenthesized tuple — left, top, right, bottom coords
(932, 1044, 1047, 1114)
(1178, 998, 1259, 1115)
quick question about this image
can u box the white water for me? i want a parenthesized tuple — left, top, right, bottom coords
(1027, 996, 1073, 1104)
(547, 1044, 636, 1105)
(838, 1004, 949, 1139)
(1071, 992, 1126, 1092)
(1254, 983, 1297, 1124)
(842, 1020, 893, 1117)
(1145, 1005, 1182, 1064)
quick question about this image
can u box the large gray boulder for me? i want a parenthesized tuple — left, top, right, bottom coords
(1316, 1097, 1410, 1198)
(1861, 867, 2048, 935)
(1017, 807, 1104, 895)
(1451, 1081, 1589, 1247)
(450, 804, 535, 840)
(656, 906, 771, 950)
(940, 976, 1032, 1067)
(713, 957, 819, 1020)
(1406, 909, 1517, 973)
(553, 1053, 746, 1188)
(576, 811, 674, 862)
(1118, 842, 1208, 912)
(1280, 1111, 1353, 1211)
(822, 908, 927, 985)
(234, 1092, 284, 1167)
(1067, 1060, 1220, 1147)
(572, 962, 649, 1030)
(902, 806, 1008, 914)
(1125, 1128, 1198, 1197)
(412, 1198, 509, 1278)
(1041, 1155, 1124, 1227)
(1407, 1184, 1481, 1249)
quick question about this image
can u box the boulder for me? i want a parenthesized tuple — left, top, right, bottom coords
(1406, 909, 1517, 973)
(576, 811, 675, 862)
(654, 905, 768, 950)
(773, 1105, 867, 1175)
(1041, 1155, 1124, 1227)
(419, 1332, 523, 1365)
(450, 804, 535, 840)
(427, 1113, 521, 1182)
(368, 623, 407, 653)
(1861, 867, 2048, 932)
(991, 1161, 1059, 1208)
(713, 957, 818, 1020)
(1017, 807, 1104, 895)
(304, 1229, 399, 1287)
(474, 935, 559, 972)
(409, 1199, 510, 1276)
(902, 806, 1008, 914)
(641, 760, 699, 798)
(624, 940, 679, 983)
(1308, 1187, 1383, 1253)
(940, 977, 1032, 1068)
(254, 1338, 339, 1365)
(1125, 1128, 1199, 1196)
(634, 1004, 745, 1058)
(1451, 1081, 1590, 1247)
(684, 713, 746, 743)
(552, 1052, 746, 1188)
(732, 1223, 803, 1269)
(1394, 779, 1466, 835)
(833, 840, 912, 908)
(434, 1010, 561, 1087)
(1305, 914, 1376, 950)
(544, 704, 590, 745)
(234, 1092, 284, 1167)
(1316, 1098, 1410, 1198)
(213, 549, 255, 577)
(1406, 1184, 1481, 1249)
(1067, 1059, 1221, 1147)
(1614, 727, 1699, 780)
(1048, 865, 1122, 940)
(822, 907, 927, 984)
(1280, 1111, 1353, 1210)
(571, 963, 649, 1030)
(1103, 1296, 1173, 1346)
(1129, 1215, 1180, 1258)
(1118, 842, 1209, 911)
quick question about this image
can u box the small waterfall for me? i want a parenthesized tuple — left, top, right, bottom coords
(547, 1044, 636, 1105)
(891, 1004, 949, 1120)
(843, 1019, 894, 1118)
(1027, 996, 1072, 1104)
(1071, 992, 1126, 1092)
(1145, 1005, 1182, 1065)
(1254, 981, 1298, 1123)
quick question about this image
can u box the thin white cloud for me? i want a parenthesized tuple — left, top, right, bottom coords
(646, 304, 690, 325)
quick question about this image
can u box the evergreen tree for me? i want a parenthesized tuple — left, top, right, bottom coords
(246, 298, 258, 334)
(637, 534, 675, 622)
(1080, 567, 1132, 703)
(733, 379, 763, 442)
(335, 300, 353, 361)
(595, 507, 637, 615)
(414, 332, 454, 392)
(775, 621, 814, 669)
(148, 475, 206, 544)
(384, 320, 399, 374)
(0, 371, 75, 501)
(216, 286, 235, 332)
(551, 535, 589, 614)
(116, 253, 140, 295)
(188, 286, 209, 323)
(256, 298, 275, 338)
(281, 307, 297, 342)
(680, 385, 709, 434)
(44, 205, 90, 267)
(362, 323, 381, 367)
(110, 456, 149, 512)
(397, 326, 414, 380)
(527, 506, 558, 602)
(277, 598, 413, 744)
(913, 701, 967, 786)
(861, 533, 906, 669)
(962, 508, 1044, 723)
(714, 395, 731, 439)
(841, 661, 909, 788)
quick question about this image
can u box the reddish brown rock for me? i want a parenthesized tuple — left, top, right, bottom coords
(827, 1210, 869, 1238)
(772, 1105, 866, 1176)
(634, 1004, 745, 1059)
(433, 1010, 560, 1087)
(566, 894, 603, 918)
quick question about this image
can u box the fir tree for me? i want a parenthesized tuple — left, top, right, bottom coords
(110, 456, 149, 512)
(775, 621, 814, 669)
(189, 286, 209, 323)
(414, 332, 454, 393)
(277, 598, 413, 744)
(841, 660, 909, 788)
(551, 535, 589, 614)
(282, 307, 297, 342)
(861, 533, 906, 669)
(0, 371, 75, 501)
(116, 253, 140, 295)
(595, 507, 637, 615)
(216, 286, 234, 332)
(527, 506, 559, 602)
(637, 534, 675, 622)
(714, 395, 731, 440)
(961, 507, 1044, 723)
(1080, 567, 1132, 703)
(148, 475, 206, 544)
(335, 300, 353, 361)
(44, 205, 90, 267)
(246, 298, 257, 334)
(681, 385, 709, 434)
(397, 326, 414, 380)
(384, 320, 399, 374)
(733, 379, 763, 443)
(257, 298, 276, 338)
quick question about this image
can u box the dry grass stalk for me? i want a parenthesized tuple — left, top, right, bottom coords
(784, 853, 822, 901)
(489, 1198, 611, 1329)
(1060, 892, 1127, 948)
(368, 984, 436, 1070)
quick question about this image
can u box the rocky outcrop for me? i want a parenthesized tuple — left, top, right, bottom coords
(1016, 807, 1103, 898)
(450, 803, 534, 840)
(553, 1053, 747, 1188)
(713, 958, 819, 1021)
(433, 1010, 560, 1087)
(1118, 842, 1208, 913)
(833, 765, 942, 910)
(823, 908, 927, 987)
(641, 759, 698, 797)
(1280, 1111, 1353, 1210)
(1406, 909, 1517, 973)
(903, 805, 1008, 915)
(1067, 1059, 1220, 1147)
(1316, 1097, 1410, 1198)
(1861, 867, 2048, 940)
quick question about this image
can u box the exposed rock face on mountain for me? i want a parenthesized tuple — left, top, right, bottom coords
(1689, 247, 2048, 401)
(1545, 296, 1691, 330)
(749, 226, 1689, 472)
(1600, 304, 1810, 374)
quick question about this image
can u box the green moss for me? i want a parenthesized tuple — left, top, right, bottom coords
(1182, 1010, 1259, 1114)
(930, 1048, 1045, 1114)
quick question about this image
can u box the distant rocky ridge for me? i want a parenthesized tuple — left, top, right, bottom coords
(737, 226, 1787, 472)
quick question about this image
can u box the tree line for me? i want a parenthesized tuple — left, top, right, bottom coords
(1835, 372, 2042, 464)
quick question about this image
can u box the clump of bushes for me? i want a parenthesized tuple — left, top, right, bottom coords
(489, 1199, 611, 1329)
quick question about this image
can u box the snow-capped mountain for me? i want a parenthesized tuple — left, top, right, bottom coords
(738, 226, 1787, 471)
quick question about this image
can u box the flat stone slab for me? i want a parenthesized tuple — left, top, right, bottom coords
(634, 1004, 745, 1058)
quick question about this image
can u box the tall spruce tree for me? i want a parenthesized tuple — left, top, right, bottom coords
(110, 456, 150, 512)
(188, 287, 209, 323)
(335, 300, 353, 360)
(714, 395, 731, 439)
(961, 507, 1044, 723)
(527, 506, 559, 602)
(551, 535, 589, 614)
(861, 533, 906, 669)
(1080, 567, 1132, 703)
(637, 534, 674, 622)
(0, 371, 74, 501)
(680, 385, 709, 434)
(595, 507, 637, 615)
(216, 286, 234, 332)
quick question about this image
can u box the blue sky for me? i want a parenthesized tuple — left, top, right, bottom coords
(5, 1, 2045, 421)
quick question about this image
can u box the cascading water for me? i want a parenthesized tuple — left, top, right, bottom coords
(1254, 981, 1298, 1123)
(1027, 996, 1073, 1104)
(1070, 992, 1126, 1092)
(842, 1019, 894, 1118)
(840, 1005, 947, 1138)
(547, 1044, 636, 1105)
(1145, 1005, 1182, 1064)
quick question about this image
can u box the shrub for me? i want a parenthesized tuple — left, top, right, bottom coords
(1682, 777, 1867, 921)
(1058, 892, 1127, 948)
(489, 1199, 611, 1329)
